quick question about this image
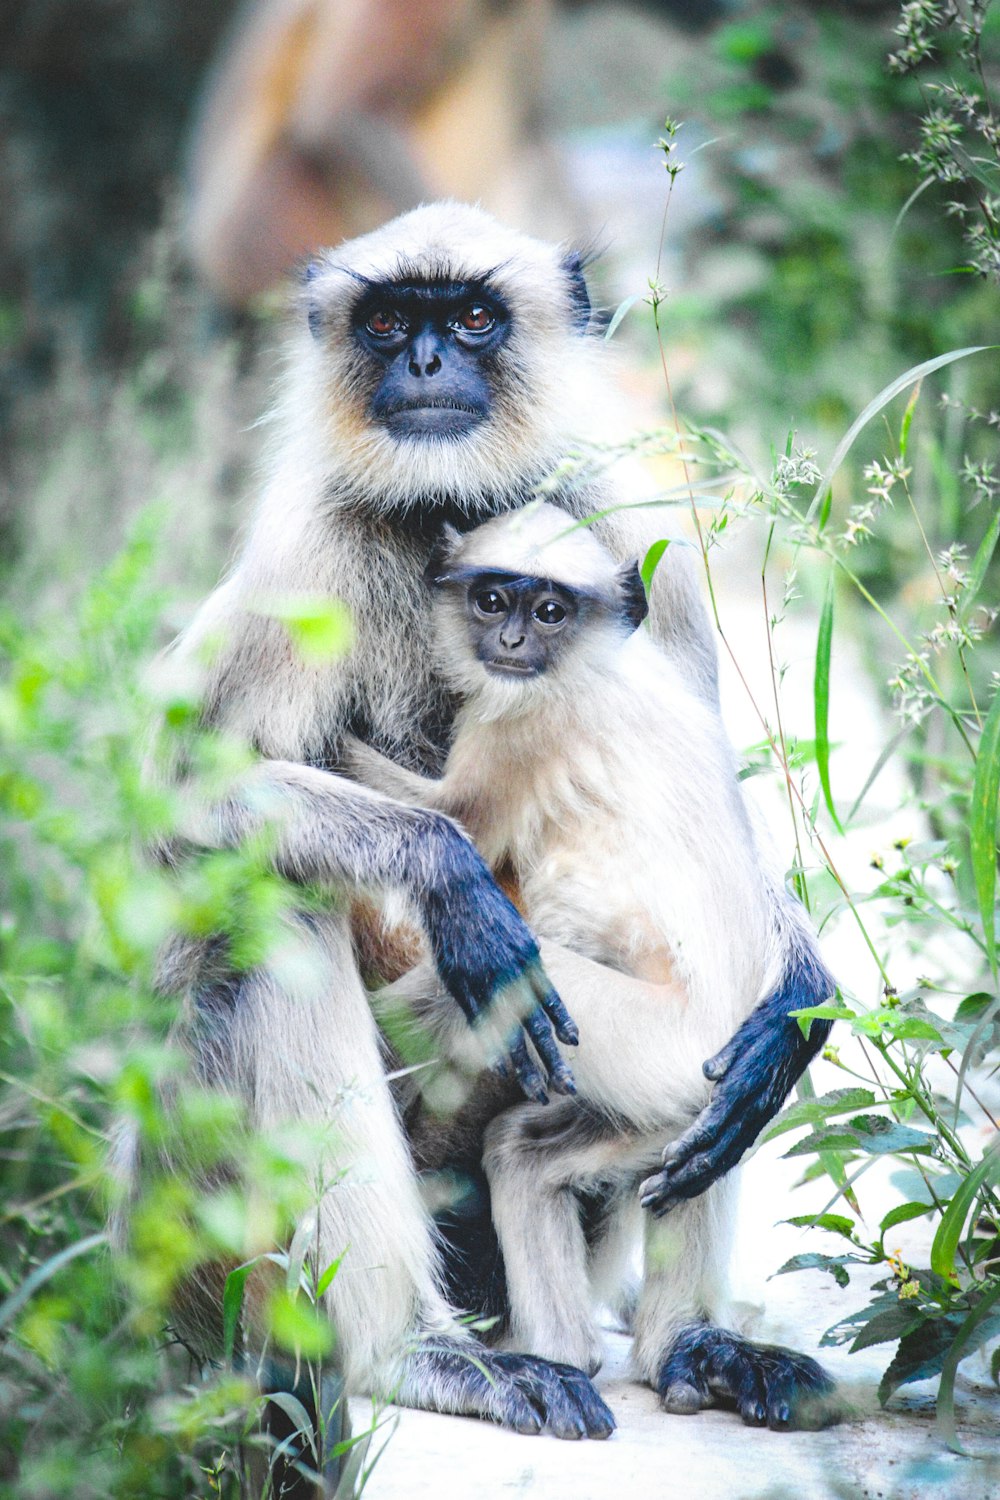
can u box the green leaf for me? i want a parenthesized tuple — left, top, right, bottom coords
(266, 1391, 319, 1460)
(783, 1213, 857, 1239)
(788, 1001, 856, 1038)
(970, 687, 1000, 976)
(879, 1201, 932, 1236)
(223, 1261, 254, 1365)
(952, 994, 1000, 1128)
(813, 572, 842, 833)
(930, 1137, 1000, 1284)
(269, 1287, 334, 1358)
(936, 1287, 1000, 1453)
(262, 595, 354, 663)
(807, 346, 995, 526)
(317, 1251, 345, 1300)
(287, 1209, 319, 1295)
(878, 1316, 965, 1406)
(772, 1252, 854, 1287)
(898, 380, 921, 462)
(605, 294, 643, 341)
(640, 538, 672, 594)
(784, 1115, 934, 1159)
(760, 1087, 876, 1143)
(850, 1303, 924, 1354)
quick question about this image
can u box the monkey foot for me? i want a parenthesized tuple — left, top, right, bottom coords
(655, 1324, 838, 1431)
(398, 1339, 616, 1439)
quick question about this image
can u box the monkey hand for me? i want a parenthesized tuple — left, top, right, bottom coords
(639, 990, 833, 1215)
(418, 818, 579, 1104)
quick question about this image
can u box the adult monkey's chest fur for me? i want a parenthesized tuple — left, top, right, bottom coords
(318, 516, 461, 776)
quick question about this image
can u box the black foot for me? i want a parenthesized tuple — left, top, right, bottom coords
(656, 1324, 837, 1431)
(399, 1338, 616, 1440)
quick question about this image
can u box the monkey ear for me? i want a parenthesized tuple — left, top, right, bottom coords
(616, 561, 649, 633)
(424, 524, 463, 589)
(561, 251, 592, 333)
(301, 262, 323, 339)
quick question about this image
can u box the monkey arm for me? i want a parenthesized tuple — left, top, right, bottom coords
(191, 759, 578, 1103)
(340, 734, 443, 806)
(639, 931, 835, 1215)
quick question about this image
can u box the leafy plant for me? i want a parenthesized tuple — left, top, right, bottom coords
(0, 515, 382, 1496)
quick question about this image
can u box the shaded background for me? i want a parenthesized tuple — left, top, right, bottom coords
(3, 0, 995, 604)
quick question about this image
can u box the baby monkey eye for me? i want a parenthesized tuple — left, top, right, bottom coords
(532, 598, 566, 626)
(366, 309, 405, 337)
(473, 589, 507, 615)
(456, 304, 495, 333)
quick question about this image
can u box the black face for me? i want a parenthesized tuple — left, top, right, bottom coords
(459, 571, 582, 679)
(352, 279, 510, 440)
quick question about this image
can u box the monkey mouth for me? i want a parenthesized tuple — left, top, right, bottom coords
(381, 400, 484, 437)
(485, 659, 538, 677)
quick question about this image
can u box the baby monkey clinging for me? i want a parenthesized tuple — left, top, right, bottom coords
(346, 502, 834, 1426)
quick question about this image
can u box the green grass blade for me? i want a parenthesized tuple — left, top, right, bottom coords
(807, 346, 993, 526)
(223, 1260, 255, 1365)
(846, 724, 914, 824)
(971, 686, 1000, 976)
(604, 294, 642, 341)
(961, 504, 1000, 622)
(0, 1232, 107, 1333)
(930, 1137, 1000, 1284)
(814, 571, 842, 833)
(935, 1279, 1000, 1454)
(640, 538, 672, 593)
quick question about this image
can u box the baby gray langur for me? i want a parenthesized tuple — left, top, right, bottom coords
(345, 502, 836, 1429)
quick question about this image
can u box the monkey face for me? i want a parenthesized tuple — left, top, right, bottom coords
(352, 280, 511, 440)
(461, 572, 582, 678)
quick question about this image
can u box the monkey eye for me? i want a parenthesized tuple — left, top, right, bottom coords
(366, 309, 405, 337)
(473, 588, 507, 616)
(532, 598, 567, 626)
(455, 304, 495, 334)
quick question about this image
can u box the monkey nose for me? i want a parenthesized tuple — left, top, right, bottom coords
(408, 332, 443, 377)
(500, 632, 525, 650)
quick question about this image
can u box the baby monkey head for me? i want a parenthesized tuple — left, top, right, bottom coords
(426, 503, 648, 714)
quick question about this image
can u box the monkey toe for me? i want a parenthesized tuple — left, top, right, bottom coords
(502, 1355, 615, 1440)
(656, 1325, 836, 1432)
(661, 1379, 709, 1416)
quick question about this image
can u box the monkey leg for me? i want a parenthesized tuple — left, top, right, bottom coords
(483, 1100, 639, 1378)
(205, 909, 614, 1439)
(632, 1176, 835, 1431)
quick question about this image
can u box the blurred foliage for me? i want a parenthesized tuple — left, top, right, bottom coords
(0, 519, 375, 1495)
(655, 0, 1000, 443)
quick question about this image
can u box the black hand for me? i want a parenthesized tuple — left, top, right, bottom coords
(417, 817, 578, 1101)
(640, 960, 832, 1215)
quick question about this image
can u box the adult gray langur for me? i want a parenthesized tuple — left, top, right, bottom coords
(346, 502, 835, 1427)
(147, 202, 834, 1454)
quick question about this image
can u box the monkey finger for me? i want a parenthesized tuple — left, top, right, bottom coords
(702, 1037, 739, 1081)
(659, 1109, 719, 1168)
(523, 1007, 577, 1096)
(529, 969, 579, 1047)
(506, 1033, 550, 1104)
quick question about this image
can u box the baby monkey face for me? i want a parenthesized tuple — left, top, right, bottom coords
(464, 572, 582, 678)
